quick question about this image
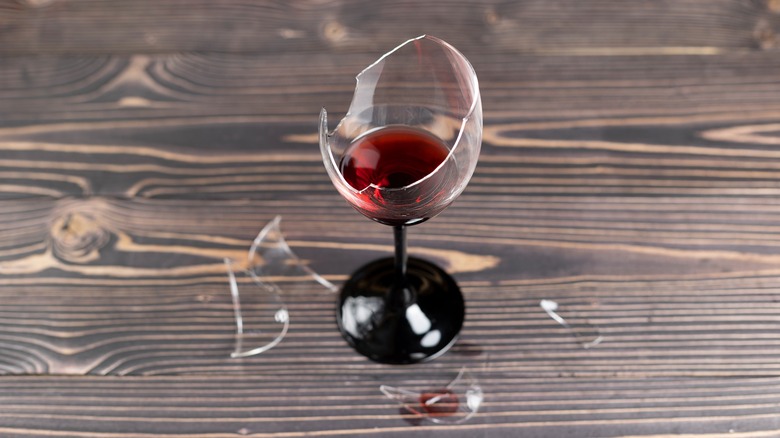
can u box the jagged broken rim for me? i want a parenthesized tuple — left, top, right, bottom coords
(319, 35, 481, 195)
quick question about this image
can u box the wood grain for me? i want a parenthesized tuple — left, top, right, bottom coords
(7, 50, 780, 122)
(3, 196, 780, 379)
(1, 375, 779, 437)
(0, 0, 779, 54)
(4, 51, 780, 202)
(4, 0, 780, 436)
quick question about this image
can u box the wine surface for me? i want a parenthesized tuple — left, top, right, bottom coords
(339, 125, 450, 192)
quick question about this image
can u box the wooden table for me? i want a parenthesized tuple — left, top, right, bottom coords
(3, 1, 780, 436)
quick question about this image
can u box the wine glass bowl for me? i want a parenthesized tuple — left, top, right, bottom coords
(320, 35, 482, 364)
(335, 123, 459, 226)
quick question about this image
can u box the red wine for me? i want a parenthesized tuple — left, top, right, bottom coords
(340, 126, 449, 191)
(339, 126, 452, 225)
(419, 389, 459, 416)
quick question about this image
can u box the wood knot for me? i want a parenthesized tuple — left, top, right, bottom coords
(50, 212, 109, 264)
(484, 7, 500, 25)
(196, 294, 215, 303)
(144, 32, 159, 46)
(754, 19, 778, 49)
(322, 21, 347, 43)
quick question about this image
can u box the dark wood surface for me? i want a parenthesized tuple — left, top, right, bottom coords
(3, 0, 780, 436)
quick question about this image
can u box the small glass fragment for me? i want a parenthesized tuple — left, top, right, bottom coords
(246, 216, 337, 293)
(224, 216, 337, 358)
(225, 258, 289, 358)
(540, 299, 603, 349)
(380, 367, 482, 424)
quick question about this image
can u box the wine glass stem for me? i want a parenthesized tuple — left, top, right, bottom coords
(391, 225, 415, 306)
(394, 225, 408, 284)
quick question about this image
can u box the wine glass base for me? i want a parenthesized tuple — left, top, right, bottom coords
(336, 256, 465, 365)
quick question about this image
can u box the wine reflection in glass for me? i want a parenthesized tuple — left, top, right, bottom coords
(319, 35, 482, 364)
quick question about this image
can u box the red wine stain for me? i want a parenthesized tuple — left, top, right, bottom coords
(419, 389, 459, 416)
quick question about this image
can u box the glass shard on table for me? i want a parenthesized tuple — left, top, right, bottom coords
(225, 258, 289, 358)
(540, 299, 603, 349)
(380, 367, 483, 424)
(225, 216, 338, 358)
(246, 216, 338, 294)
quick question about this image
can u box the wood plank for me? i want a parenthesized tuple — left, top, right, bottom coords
(3, 197, 780, 376)
(0, 374, 778, 436)
(0, 0, 778, 54)
(6, 51, 780, 122)
(4, 52, 780, 200)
